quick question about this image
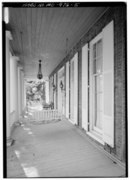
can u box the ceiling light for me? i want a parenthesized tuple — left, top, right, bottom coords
(37, 60, 43, 79)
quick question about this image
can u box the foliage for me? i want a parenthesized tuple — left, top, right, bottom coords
(26, 80, 46, 103)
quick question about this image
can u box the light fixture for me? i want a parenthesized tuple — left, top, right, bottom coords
(60, 80, 64, 91)
(37, 60, 43, 79)
(52, 83, 56, 91)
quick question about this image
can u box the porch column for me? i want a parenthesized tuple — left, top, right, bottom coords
(6, 30, 12, 146)
(24, 79, 26, 111)
(21, 70, 25, 112)
(17, 65, 23, 120)
(10, 55, 19, 122)
(45, 80, 49, 103)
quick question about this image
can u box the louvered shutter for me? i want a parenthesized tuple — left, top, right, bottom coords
(66, 61, 70, 118)
(102, 21, 114, 147)
(74, 53, 78, 125)
(82, 44, 88, 131)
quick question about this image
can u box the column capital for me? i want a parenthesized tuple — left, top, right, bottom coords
(6, 30, 13, 40)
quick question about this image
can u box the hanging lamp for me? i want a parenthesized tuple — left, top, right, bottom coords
(37, 60, 43, 79)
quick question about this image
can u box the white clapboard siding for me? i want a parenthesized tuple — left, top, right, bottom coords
(32, 110, 61, 121)
(66, 61, 70, 119)
(82, 44, 88, 131)
(74, 53, 78, 125)
(102, 21, 114, 147)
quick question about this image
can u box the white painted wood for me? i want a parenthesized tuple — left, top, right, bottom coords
(89, 32, 103, 131)
(21, 70, 24, 113)
(10, 55, 15, 113)
(53, 74, 57, 108)
(74, 53, 78, 125)
(102, 21, 114, 147)
(32, 110, 61, 121)
(65, 61, 70, 119)
(7, 114, 125, 177)
(10, 55, 19, 122)
(45, 80, 49, 104)
(57, 67, 64, 114)
(9, 7, 107, 78)
(17, 66, 23, 118)
(6, 31, 12, 140)
(49, 76, 53, 103)
(82, 44, 88, 131)
(70, 57, 74, 123)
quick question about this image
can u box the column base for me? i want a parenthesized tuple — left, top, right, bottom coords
(7, 138, 15, 147)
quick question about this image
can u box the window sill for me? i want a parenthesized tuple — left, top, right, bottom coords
(87, 131, 105, 145)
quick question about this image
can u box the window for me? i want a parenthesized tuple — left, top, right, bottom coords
(89, 21, 114, 147)
(93, 39, 103, 133)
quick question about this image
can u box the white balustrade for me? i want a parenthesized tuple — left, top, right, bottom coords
(32, 109, 61, 121)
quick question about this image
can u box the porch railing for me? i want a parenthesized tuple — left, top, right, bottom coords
(32, 109, 61, 121)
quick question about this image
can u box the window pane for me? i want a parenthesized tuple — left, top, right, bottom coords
(93, 44, 96, 59)
(96, 39, 102, 58)
(93, 60, 96, 74)
(96, 58, 102, 74)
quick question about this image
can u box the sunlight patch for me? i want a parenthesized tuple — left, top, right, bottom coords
(21, 165, 40, 177)
(15, 150, 21, 158)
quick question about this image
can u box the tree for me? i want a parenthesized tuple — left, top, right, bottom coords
(25, 80, 46, 103)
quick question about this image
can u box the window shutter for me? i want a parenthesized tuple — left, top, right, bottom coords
(102, 21, 114, 147)
(82, 44, 88, 131)
(74, 53, 78, 125)
(54, 74, 56, 109)
(66, 61, 70, 118)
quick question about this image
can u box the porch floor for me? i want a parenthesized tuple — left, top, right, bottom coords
(7, 116, 126, 177)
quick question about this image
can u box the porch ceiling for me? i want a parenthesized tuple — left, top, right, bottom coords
(8, 7, 108, 78)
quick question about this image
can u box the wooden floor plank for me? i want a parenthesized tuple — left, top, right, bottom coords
(7, 117, 126, 177)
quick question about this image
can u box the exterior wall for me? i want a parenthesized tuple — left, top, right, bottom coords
(49, 6, 126, 163)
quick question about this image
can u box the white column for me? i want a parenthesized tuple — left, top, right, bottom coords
(6, 30, 12, 145)
(21, 70, 25, 112)
(17, 65, 23, 119)
(24, 79, 26, 110)
(45, 80, 49, 103)
(10, 55, 19, 122)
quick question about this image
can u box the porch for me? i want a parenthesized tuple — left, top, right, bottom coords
(7, 107, 125, 178)
(3, 3, 127, 178)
